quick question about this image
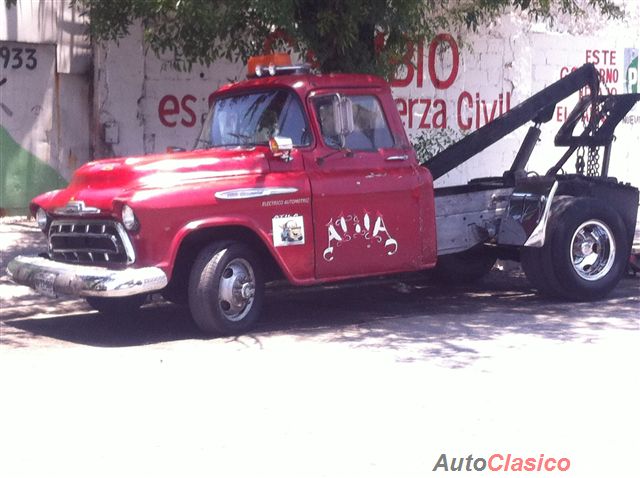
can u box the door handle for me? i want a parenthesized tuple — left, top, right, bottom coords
(386, 154, 408, 161)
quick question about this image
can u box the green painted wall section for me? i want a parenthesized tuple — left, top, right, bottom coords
(0, 126, 67, 216)
(629, 56, 638, 93)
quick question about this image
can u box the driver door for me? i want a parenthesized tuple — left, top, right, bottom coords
(306, 90, 433, 280)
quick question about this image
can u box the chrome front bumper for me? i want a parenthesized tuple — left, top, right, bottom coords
(7, 255, 168, 298)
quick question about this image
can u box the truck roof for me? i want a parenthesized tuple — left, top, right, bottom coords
(215, 72, 390, 97)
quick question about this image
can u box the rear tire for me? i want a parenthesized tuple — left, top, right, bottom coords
(521, 197, 628, 300)
(188, 242, 264, 335)
(520, 244, 563, 298)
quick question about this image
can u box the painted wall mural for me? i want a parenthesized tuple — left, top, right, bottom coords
(0, 42, 66, 215)
(2, 5, 637, 216)
(0, 126, 66, 214)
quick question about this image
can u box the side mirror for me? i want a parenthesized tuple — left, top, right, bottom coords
(269, 136, 294, 162)
(332, 96, 354, 137)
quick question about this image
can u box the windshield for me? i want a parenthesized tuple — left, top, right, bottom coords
(195, 90, 310, 149)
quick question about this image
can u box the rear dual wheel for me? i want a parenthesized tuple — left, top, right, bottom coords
(521, 197, 628, 300)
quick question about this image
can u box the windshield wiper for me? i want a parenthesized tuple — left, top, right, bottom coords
(222, 144, 258, 150)
(228, 133, 252, 141)
(193, 138, 212, 150)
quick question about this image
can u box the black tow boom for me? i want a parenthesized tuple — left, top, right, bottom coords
(425, 63, 639, 181)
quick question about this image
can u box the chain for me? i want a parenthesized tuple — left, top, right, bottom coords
(586, 146, 600, 176)
(585, 98, 605, 176)
(576, 90, 605, 176)
(575, 146, 585, 175)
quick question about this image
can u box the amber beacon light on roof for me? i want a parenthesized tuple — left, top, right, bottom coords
(246, 53, 310, 78)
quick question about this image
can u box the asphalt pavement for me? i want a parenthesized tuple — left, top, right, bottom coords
(1, 217, 639, 478)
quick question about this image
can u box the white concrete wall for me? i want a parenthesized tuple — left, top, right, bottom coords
(94, 26, 243, 158)
(0, 0, 91, 74)
(81, 2, 640, 194)
(94, 4, 639, 189)
(92, 26, 145, 158)
(392, 2, 640, 186)
(2, 1, 636, 215)
(0, 0, 91, 213)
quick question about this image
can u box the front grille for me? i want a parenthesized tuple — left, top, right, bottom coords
(48, 220, 134, 265)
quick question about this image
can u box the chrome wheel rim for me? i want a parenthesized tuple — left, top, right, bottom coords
(217, 258, 255, 321)
(570, 220, 616, 281)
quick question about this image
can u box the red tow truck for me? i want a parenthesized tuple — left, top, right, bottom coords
(8, 56, 640, 335)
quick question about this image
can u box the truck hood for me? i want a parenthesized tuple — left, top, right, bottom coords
(34, 147, 269, 213)
(74, 147, 268, 188)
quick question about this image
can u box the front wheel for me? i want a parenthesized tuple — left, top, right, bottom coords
(188, 242, 264, 335)
(521, 197, 629, 300)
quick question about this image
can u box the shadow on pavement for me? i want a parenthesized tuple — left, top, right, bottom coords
(253, 271, 639, 366)
(2, 303, 201, 348)
(0, 221, 45, 272)
(3, 270, 638, 366)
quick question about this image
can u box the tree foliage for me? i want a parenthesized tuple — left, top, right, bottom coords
(66, 0, 623, 79)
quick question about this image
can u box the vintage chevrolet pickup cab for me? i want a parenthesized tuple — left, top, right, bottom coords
(8, 56, 640, 335)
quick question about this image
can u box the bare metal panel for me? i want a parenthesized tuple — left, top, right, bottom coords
(435, 187, 512, 255)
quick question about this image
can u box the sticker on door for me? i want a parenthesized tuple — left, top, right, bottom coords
(273, 214, 305, 247)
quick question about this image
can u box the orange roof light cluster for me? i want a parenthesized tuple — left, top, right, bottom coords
(247, 53, 291, 77)
(247, 53, 310, 78)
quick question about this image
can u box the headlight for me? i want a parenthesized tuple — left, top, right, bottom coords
(35, 207, 48, 230)
(121, 205, 138, 231)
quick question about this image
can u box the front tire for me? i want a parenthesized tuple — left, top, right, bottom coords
(188, 242, 264, 335)
(521, 197, 629, 300)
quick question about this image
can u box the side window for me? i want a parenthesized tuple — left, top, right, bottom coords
(349, 96, 394, 150)
(314, 94, 395, 151)
(315, 97, 343, 148)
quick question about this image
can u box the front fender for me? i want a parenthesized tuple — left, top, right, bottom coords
(166, 215, 315, 285)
